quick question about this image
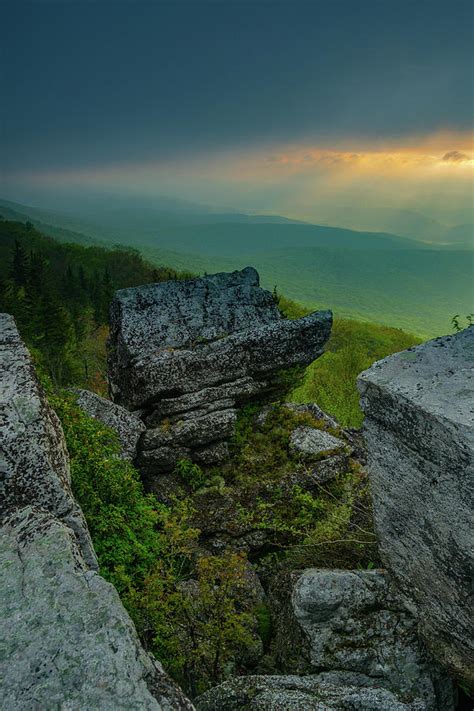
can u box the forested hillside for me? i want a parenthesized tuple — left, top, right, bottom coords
(3, 198, 472, 337)
(0, 219, 188, 387)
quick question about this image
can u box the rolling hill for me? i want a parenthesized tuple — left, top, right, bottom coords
(1, 197, 472, 337)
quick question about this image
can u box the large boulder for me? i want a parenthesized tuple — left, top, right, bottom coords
(195, 672, 434, 710)
(0, 314, 193, 710)
(108, 268, 332, 474)
(74, 387, 145, 461)
(358, 327, 474, 688)
(0, 507, 193, 710)
(269, 569, 453, 709)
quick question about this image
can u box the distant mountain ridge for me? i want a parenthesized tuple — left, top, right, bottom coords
(308, 204, 473, 248)
(1, 197, 472, 337)
(0, 196, 429, 251)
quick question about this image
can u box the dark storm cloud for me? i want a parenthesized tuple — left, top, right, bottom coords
(1, 0, 473, 174)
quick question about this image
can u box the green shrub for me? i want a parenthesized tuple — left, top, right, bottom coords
(174, 458, 208, 490)
(50, 391, 167, 590)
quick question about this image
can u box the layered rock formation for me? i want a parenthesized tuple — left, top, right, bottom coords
(358, 327, 474, 690)
(0, 314, 193, 710)
(108, 267, 332, 475)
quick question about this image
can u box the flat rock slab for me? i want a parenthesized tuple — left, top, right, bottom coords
(74, 388, 145, 461)
(289, 426, 347, 458)
(358, 327, 474, 688)
(0, 507, 193, 711)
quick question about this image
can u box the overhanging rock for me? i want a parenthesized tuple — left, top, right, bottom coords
(108, 267, 332, 476)
(358, 327, 474, 689)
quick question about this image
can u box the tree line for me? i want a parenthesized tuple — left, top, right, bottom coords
(0, 219, 188, 386)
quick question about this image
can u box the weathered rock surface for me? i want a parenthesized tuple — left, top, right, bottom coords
(195, 672, 432, 710)
(358, 327, 474, 688)
(0, 507, 193, 711)
(0, 313, 96, 568)
(108, 267, 332, 474)
(0, 314, 193, 710)
(74, 387, 145, 461)
(289, 425, 347, 458)
(269, 569, 454, 709)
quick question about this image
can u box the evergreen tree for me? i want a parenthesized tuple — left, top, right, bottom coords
(10, 240, 29, 287)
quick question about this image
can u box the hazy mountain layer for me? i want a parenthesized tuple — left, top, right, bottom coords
(2, 198, 472, 337)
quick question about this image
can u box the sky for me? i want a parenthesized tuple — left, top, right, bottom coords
(1, 0, 473, 225)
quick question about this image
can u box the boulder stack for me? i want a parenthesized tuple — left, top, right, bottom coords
(108, 267, 332, 476)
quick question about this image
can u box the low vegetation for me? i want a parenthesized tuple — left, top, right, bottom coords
(52, 390, 376, 696)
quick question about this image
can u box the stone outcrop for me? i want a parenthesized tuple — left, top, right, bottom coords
(1, 507, 193, 710)
(269, 569, 454, 709)
(199, 569, 455, 710)
(74, 387, 145, 461)
(0, 314, 193, 710)
(108, 267, 332, 474)
(289, 425, 347, 458)
(0, 314, 96, 568)
(358, 327, 474, 689)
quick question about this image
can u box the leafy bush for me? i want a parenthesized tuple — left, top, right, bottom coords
(50, 391, 167, 589)
(174, 458, 208, 490)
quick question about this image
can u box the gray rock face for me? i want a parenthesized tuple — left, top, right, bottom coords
(0, 314, 193, 710)
(0, 507, 193, 711)
(108, 268, 332, 474)
(195, 672, 432, 710)
(358, 327, 474, 688)
(0, 313, 96, 568)
(74, 388, 145, 461)
(276, 569, 453, 709)
(289, 426, 347, 458)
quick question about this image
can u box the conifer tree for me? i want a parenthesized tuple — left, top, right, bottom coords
(10, 240, 29, 287)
